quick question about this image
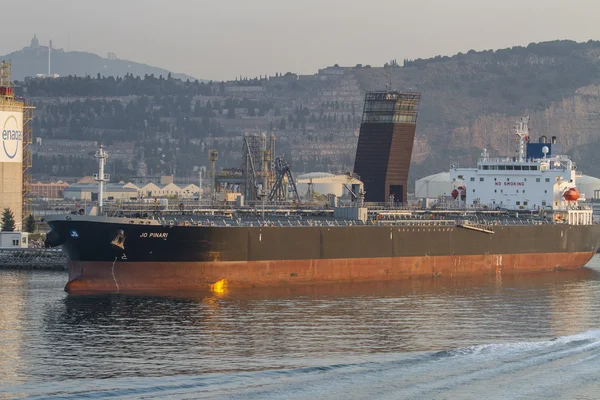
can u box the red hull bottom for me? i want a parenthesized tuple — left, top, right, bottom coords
(65, 251, 596, 295)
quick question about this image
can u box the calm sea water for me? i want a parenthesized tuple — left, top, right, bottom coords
(3, 258, 600, 399)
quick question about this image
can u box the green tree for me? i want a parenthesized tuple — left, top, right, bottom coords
(25, 214, 36, 233)
(1, 208, 15, 232)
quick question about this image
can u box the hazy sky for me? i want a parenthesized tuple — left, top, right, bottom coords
(1, 0, 599, 80)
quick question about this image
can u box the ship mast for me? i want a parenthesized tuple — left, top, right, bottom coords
(513, 116, 530, 162)
(94, 144, 108, 214)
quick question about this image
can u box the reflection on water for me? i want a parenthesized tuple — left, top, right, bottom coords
(0, 274, 26, 387)
(2, 258, 600, 398)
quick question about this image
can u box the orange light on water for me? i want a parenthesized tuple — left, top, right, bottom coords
(211, 279, 228, 295)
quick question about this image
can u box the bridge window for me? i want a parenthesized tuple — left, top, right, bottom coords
(480, 177, 484, 182)
(545, 178, 550, 182)
(536, 178, 540, 182)
(470, 177, 475, 182)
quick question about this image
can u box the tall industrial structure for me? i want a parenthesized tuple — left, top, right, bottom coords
(0, 61, 33, 230)
(208, 149, 218, 196)
(242, 132, 275, 200)
(353, 91, 420, 203)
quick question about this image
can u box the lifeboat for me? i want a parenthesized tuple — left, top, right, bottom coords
(451, 189, 459, 199)
(563, 188, 580, 201)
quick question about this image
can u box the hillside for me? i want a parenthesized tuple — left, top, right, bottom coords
(1, 40, 196, 81)
(21, 39, 600, 191)
(353, 40, 600, 179)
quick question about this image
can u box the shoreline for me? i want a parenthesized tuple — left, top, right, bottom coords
(0, 248, 67, 270)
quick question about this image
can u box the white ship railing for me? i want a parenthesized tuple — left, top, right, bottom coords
(149, 216, 559, 228)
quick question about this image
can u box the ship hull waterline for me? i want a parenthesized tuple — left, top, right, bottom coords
(46, 216, 600, 296)
(65, 252, 596, 295)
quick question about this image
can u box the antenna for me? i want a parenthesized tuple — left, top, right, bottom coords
(513, 116, 530, 162)
(94, 144, 109, 214)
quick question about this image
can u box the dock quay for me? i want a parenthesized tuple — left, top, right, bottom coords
(0, 248, 67, 270)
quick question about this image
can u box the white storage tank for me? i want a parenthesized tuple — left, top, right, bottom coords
(296, 172, 363, 198)
(575, 174, 600, 200)
(415, 172, 459, 199)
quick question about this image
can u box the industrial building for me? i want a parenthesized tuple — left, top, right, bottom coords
(353, 91, 420, 203)
(0, 232, 29, 248)
(62, 181, 201, 201)
(30, 180, 70, 199)
(63, 183, 138, 201)
(0, 61, 33, 231)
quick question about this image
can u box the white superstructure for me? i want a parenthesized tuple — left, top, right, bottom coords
(450, 117, 581, 212)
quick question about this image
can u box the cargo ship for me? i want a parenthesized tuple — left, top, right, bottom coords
(45, 95, 600, 295)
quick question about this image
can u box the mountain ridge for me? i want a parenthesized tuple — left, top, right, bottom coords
(0, 39, 198, 81)
(21, 39, 600, 185)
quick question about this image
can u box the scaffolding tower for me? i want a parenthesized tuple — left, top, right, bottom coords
(22, 105, 33, 219)
(243, 132, 276, 200)
(268, 157, 300, 202)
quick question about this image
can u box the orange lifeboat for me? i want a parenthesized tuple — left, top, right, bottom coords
(563, 188, 580, 201)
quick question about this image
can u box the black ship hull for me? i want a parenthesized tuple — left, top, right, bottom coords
(46, 215, 600, 295)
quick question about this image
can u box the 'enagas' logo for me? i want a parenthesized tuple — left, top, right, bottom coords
(2, 115, 22, 160)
